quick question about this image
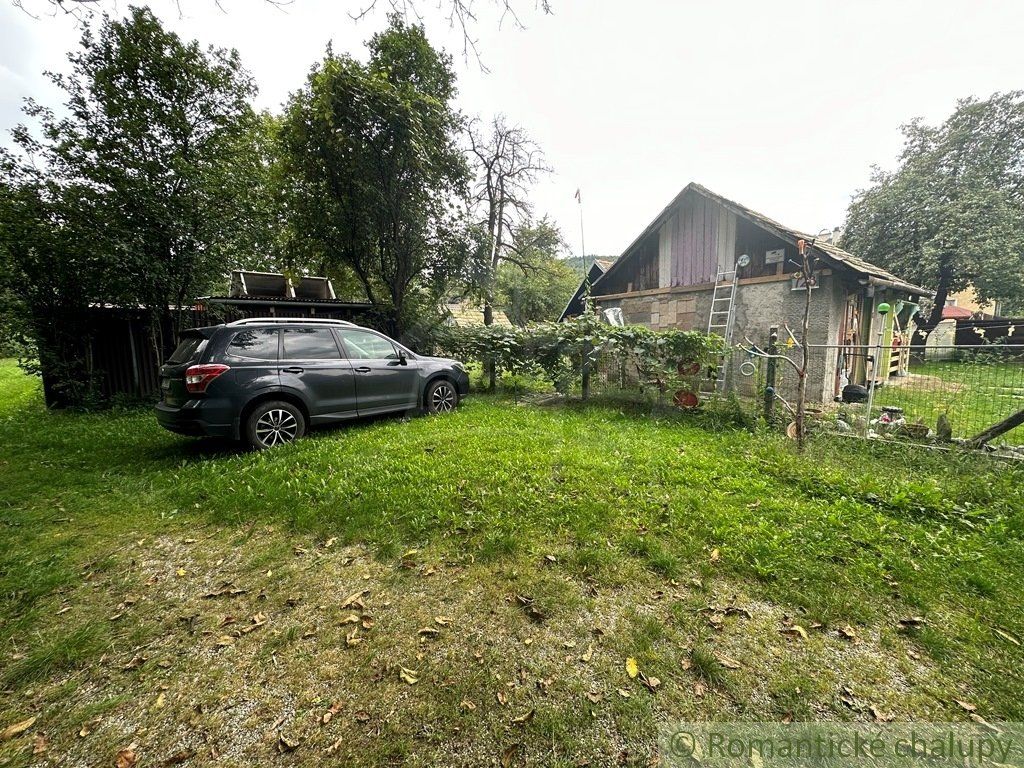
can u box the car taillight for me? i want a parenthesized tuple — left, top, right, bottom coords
(184, 364, 230, 394)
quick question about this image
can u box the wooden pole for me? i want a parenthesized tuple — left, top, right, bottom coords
(969, 409, 1024, 448)
(764, 326, 778, 423)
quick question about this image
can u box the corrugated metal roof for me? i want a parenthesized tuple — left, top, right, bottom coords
(594, 182, 932, 297)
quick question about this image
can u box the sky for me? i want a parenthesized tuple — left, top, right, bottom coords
(2, 0, 1023, 260)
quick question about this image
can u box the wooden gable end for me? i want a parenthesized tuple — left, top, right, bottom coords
(596, 188, 801, 296)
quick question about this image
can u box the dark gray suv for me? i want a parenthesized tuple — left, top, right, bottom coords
(155, 318, 469, 449)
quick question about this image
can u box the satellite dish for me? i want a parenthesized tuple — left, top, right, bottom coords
(736, 253, 751, 268)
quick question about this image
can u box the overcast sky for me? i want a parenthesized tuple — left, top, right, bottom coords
(3, 0, 1023, 260)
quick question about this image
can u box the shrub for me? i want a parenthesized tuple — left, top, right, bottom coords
(437, 313, 724, 398)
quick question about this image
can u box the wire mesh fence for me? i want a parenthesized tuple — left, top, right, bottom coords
(717, 342, 1024, 453)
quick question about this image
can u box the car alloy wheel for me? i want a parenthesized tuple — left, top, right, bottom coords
(431, 383, 456, 413)
(254, 408, 299, 447)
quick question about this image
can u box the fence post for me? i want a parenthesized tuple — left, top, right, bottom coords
(581, 341, 592, 401)
(763, 325, 778, 423)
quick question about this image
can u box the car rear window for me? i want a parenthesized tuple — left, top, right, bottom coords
(226, 329, 280, 360)
(167, 335, 206, 364)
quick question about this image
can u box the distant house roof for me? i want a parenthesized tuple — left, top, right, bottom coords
(942, 304, 974, 320)
(594, 182, 932, 298)
(443, 300, 512, 327)
(559, 259, 614, 322)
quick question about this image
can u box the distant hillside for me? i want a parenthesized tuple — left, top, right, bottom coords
(559, 255, 616, 275)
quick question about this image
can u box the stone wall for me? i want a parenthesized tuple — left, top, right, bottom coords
(595, 275, 849, 403)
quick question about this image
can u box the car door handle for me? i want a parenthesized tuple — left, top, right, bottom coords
(281, 366, 304, 374)
(354, 366, 372, 373)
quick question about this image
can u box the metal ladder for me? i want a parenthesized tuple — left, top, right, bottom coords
(704, 268, 740, 393)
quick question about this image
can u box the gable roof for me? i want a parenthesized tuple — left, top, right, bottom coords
(594, 182, 931, 297)
(558, 259, 614, 322)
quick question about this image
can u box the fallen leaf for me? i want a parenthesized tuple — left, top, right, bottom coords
(714, 652, 742, 669)
(175, 568, 186, 578)
(515, 595, 545, 622)
(321, 702, 343, 724)
(616, 688, 631, 699)
(781, 712, 794, 724)
(496, 691, 508, 706)
(954, 699, 977, 713)
(399, 667, 419, 685)
(345, 628, 361, 647)
(215, 635, 235, 647)
(434, 616, 451, 626)
(639, 672, 661, 692)
(839, 685, 857, 708)
(418, 627, 440, 638)
(78, 718, 101, 738)
(354, 710, 370, 723)
(2, 716, 38, 741)
(460, 699, 476, 711)
(341, 590, 367, 610)
(154, 692, 166, 710)
(781, 625, 808, 640)
(502, 744, 519, 768)
(870, 705, 893, 722)
(277, 733, 300, 753)
(325, 738, 343, 755)
(585, 691, 603, 703)
(839, 626, 857, 641)
(625, 657, 639, 679)
(580, 644, 594, 663)
(898, 616, 926, 629)
(510, 709, 535, 725)
(202, 585, 246, 599)
(340, 614, 360, 625)
(709, 548, 721, 563)
(115, 748, 138, 768)
(32, 733, 47, 755)
(122, 654, 147, 671)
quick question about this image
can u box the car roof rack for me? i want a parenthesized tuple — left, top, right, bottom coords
(227, 317, 357, 327)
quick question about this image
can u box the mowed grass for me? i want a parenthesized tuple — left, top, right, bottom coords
(1, 358, 1024, 765)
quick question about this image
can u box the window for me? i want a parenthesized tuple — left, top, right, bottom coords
(282, 328, 341, 360)
(338, 329, 399, 360)
(226, 329, 279, 360)
(168, 335, 206, 364)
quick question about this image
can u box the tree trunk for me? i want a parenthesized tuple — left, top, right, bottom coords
(969, 409, 1024, 448)
(911, 256, 953, 348)
(483, 303, 496, 392)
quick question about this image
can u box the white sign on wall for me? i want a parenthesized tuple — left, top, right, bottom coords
(765, 248, 785, 265)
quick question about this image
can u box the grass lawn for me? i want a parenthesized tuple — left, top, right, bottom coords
(1, 358, 1023, 765)
(873, 358, 1024, 441)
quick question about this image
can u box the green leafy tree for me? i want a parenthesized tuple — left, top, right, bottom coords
(496, 219, 577, 325)
(842, 92, 1024, 337)
(277, 16, 468, 337)
(4, 7, 264, 370)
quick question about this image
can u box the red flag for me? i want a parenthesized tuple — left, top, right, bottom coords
(574, 188, 581, 203)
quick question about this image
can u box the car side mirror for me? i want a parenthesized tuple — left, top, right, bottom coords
(398, 350, 408, 366)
